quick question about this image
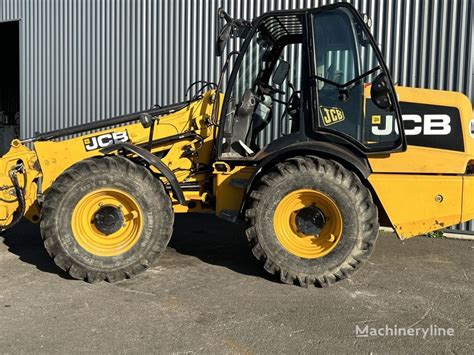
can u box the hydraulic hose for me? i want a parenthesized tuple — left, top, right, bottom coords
(0, 164, 26, 232)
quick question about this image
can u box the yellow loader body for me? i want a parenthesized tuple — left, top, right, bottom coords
(0, 88, 473, 241)
(0, 2, 473, 286)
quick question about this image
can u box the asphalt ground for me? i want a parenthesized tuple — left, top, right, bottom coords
(0, 214, 473, 353)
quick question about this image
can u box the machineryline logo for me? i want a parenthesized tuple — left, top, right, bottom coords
(355, 324, 455, 339)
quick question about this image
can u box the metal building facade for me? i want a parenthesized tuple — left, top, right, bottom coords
(0, 0, 473, 230)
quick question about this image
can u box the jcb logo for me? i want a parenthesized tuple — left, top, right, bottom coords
(83, 131, 129, 151)
(372, 114, 451, 136)
(320, 106, 345, 126)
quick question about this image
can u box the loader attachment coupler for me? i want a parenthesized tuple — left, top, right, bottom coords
(0, 163, 26, 231)
(0, 139, 41, 231)
(4, 163, 26, 228)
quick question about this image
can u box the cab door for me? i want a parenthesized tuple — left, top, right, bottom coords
(310, 4, 406, 154)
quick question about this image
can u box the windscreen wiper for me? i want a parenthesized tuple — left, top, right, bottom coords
(311, 66, 380, 101)
(311, 66, 380, 89)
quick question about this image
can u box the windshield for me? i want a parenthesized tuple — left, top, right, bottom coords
(231, 36, 272, 104)
(219, 13, 306, 158)
(312, 7, 404, 152)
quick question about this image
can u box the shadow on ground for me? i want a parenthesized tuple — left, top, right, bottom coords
(170, 213, 271, 280)
(1, 221, 71, 278)
(0, 213, 269, 281)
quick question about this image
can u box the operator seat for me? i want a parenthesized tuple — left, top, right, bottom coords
(326, 64, 344, 84)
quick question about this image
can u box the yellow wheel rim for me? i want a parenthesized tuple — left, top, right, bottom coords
(273, 189, 343, 259)
(71, 188, 144, 257)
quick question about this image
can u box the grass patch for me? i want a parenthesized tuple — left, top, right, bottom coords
(426, 230, 444, 238)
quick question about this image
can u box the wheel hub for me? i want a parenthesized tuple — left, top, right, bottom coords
(72, 188, 144, 257)
(273, 189, 343, 259)
(295, 206, 326, 236)
(93, 205, 124, 235)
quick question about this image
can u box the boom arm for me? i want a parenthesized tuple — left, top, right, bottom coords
(0, 91, 220, 230)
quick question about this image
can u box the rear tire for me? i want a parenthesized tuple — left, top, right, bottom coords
(40, 156, 173, 283)
(245, 156, 378, 287)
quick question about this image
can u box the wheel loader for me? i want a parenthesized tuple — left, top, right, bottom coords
(0, 3, 473, 286)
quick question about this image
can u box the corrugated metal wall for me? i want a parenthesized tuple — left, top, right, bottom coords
(0, 0, 472, 138)
(0, 0, 473, 231)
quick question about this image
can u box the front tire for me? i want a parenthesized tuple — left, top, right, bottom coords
(40, 156, 174, 283)
(245, 156, 379, 287)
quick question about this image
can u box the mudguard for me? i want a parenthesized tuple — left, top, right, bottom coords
(100, 142, 186, 205)
(238, 141, 371, 216)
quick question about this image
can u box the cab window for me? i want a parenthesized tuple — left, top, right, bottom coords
(312, 8, 403, 152)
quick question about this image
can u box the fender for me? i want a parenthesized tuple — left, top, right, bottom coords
(100, 142, 186, 205)
(238, 141, 371, 216)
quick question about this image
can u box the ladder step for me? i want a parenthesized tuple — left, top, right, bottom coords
(219, 209, 239, 222)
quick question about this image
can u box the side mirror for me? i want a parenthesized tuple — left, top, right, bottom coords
(371, 73, 393, 110)
(272, 61, 290, 86)
(216, 23, 232, 57)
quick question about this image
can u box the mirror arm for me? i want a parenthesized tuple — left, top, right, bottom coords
(218, 8, 233, 22)
(288, 82, 296, 93)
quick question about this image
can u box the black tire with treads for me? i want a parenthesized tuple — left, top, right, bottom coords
(40, 156, 173, 283)
(245, 156, 379, 287)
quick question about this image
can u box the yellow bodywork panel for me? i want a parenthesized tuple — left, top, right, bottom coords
(369, 87, 474, 174)
(369, 174, 463, 238)
(461, 176, 474, 223)
(369, 146, 472, 175)
(368, 86, 474, 238)
(213, 164, 256, 217)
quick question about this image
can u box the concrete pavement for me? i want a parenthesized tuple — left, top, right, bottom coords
(0, 214, 472, 353)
